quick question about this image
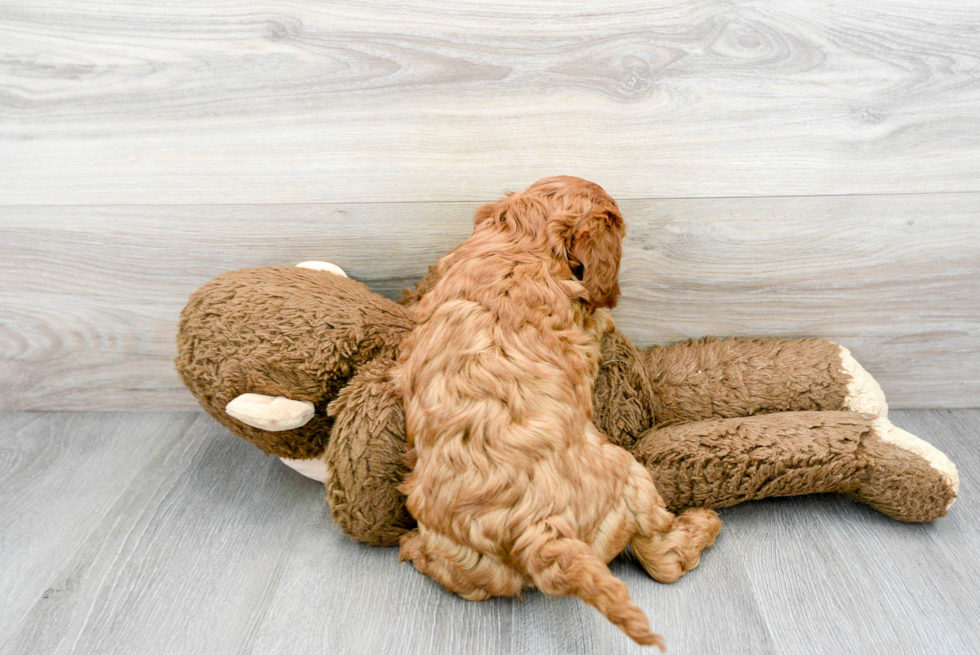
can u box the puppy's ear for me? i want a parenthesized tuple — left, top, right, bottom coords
(474, 194, 549, 237)
(567, 208, 624, 308)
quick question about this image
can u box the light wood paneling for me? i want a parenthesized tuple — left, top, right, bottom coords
(1, 410, 977, 654)
(1, 0, 979, 204)
(1, 193, 977, 411)
(618, 193, 980, 408)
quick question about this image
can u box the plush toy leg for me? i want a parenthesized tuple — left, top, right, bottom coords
(632, 411, 957, 522)
(324, 359, 415, 547)
(642, 337, 887, 425)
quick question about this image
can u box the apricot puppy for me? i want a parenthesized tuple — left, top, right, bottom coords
(395, 176, 721, 648)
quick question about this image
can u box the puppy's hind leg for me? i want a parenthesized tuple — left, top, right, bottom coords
(399, 527, 522, 601)
(626, 462, 722, 584)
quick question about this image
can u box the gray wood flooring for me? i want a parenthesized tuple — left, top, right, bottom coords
(1, 410, 977, 655)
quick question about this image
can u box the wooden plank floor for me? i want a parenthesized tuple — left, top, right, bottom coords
(1, 410, 976, 654)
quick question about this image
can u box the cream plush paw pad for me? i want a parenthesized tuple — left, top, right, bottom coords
(226, 394, 316, 432)
(278, 456, 331, 482)
(839, 346, 889, 417)
(296, 261, 348, 277)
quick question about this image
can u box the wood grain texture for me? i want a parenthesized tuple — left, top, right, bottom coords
(0, 412, 198, 638)
(0, 409, 977, 654)
(2, 414, 327, 655)
(511, 538, 775, 654)
(0, 411, 513, 655)
(1, 0, 979, 204)
(2, 193, 977, 411)
(721, 409, 980, 654)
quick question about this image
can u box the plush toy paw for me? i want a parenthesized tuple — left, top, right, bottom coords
(838, 345, 888, 417)
(225, 393, 316, 432)
(854, 416, 959, 521)
(295, 261, 348, 277)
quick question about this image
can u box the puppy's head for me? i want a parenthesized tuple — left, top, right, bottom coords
(475, 176, 624, 308)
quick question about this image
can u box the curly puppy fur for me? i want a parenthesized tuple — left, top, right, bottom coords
(394, 177, 721, 648)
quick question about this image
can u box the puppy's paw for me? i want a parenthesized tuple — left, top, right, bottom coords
(674, 508, 722, 551)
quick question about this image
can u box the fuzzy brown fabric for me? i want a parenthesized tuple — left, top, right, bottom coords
(633, 411, 871, 511)
(632, 411, 953, 522)
(643, 337, 849, 426)
(175, 266, 413, 459)
(593, 330, 657, 449)
(856, 433, 956, 522)
(176, 265, 957, 546)
(325, 359, 416, 546)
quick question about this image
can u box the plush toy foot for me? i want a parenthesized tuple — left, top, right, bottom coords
(839, 346, 888, 417)
(855, 416, 959, 521)
(632, 411, 957, 522)
(225, 393, 316, 431)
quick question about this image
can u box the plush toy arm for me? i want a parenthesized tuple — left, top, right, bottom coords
(631, 410, 957, 522)
(324, 359, 415, 547)
(642, 337, 887, 425)
(175, 265, 414, 460)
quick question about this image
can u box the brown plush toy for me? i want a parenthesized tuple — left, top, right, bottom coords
(176, 262, 959, 548)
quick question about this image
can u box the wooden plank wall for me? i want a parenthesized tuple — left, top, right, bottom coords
(1, 1, 978, 410)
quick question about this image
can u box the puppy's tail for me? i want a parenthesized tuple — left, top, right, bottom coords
(522, 536, 666, 649)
